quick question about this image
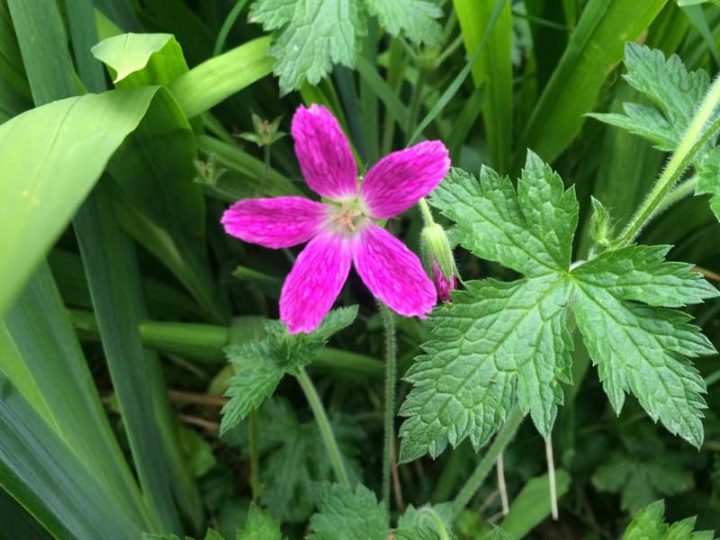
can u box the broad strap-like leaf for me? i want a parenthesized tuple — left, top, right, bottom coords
(399, 275, 572, 462)
(430, 152, 578, 276)
(307, 483, 388, 540)
(400, 155, 717, 461)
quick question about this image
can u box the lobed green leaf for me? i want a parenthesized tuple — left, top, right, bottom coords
(430, 152, 578, 277)
(307, 483, 388, 540)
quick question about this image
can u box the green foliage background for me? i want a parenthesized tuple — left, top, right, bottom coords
(2, 0, 720, 539)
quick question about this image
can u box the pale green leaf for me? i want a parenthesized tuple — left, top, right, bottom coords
(236, 505, 284, 540)
(248, 0, 296, 30)
(0, 88, 164, 318)
(220, 345, 284, 436)
(256, 0, 364, 93)
(364, 0, 442, 45)
(696, 147, 720, 221)
(499, 470, 571, 538)
(399, 275, 572, 462)
(430, 153, 578, 277)
(394, 503, 456, 540)
(307, 483, 388, 540)
(91, 33, 187, 84)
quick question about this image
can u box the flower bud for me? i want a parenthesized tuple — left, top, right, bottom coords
(420, 223, 458, 302)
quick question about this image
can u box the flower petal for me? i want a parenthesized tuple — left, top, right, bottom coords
(280, 232, 352, 334)
(353, 224, 436, 317)
(221, 197, 327, 248)
(291, 104, 357, 199)
(360, 140, 450, 219)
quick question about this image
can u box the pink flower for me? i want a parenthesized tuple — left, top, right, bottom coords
(222, 104, 451, 333)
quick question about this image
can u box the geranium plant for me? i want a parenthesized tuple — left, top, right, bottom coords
(2, 0, 720, 539)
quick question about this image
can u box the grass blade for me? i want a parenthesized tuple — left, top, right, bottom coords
(0, 375, 144, 539)
(519, 0, 666, 163)
(453, 0, 513, 172)
(1, 267, 151, 530)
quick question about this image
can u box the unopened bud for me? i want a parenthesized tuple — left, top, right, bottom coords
(589, 196, 612, 248)
(421, 223, 458, 302)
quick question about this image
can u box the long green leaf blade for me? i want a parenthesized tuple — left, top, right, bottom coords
(520, 0, 666, 163)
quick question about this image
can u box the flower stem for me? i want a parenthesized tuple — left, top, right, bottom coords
(545, 434, 559, 521)
(654, 175, 699, 217)
(496, 453, 509, 515)
(450, 406, 524, 521)
(248, 410, 260, 500)
(295, 367, 350, 488)
(379, 302, 397, 512)
(612, 74, 720, 247)
(418, 197, 435, 226)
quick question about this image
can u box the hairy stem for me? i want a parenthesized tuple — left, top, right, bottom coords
(248, 410, 260, 501)
(451, 406, 524, 520)
(295, 367, 350, 488)
(418, 197, 435, 226)
(654, 175, 699, 217)
(379, 303, 398, 512)
(613, 74, 720, 247)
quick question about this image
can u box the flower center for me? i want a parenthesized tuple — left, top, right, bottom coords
(327, 197, 368, 235)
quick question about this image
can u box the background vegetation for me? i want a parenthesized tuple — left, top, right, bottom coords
(2, 0, 720, 538)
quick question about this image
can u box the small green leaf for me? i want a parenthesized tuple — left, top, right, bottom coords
(220, 308, 358, 434)
(239, 398, 362, 523)
(253, 0, 364, 93)
(249, 0, 444, 92)
(307, 483, 388, 540)
(91, 33, 187, 85)
(204, 529, 225, 540)
(593, 453, 692, 514)
(589, 43, 720, 223)
(236, 505, 284, 540)
(395, 503, 456, 540)
(363, 0, 442, 46)
(622, 500, 713, 539)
